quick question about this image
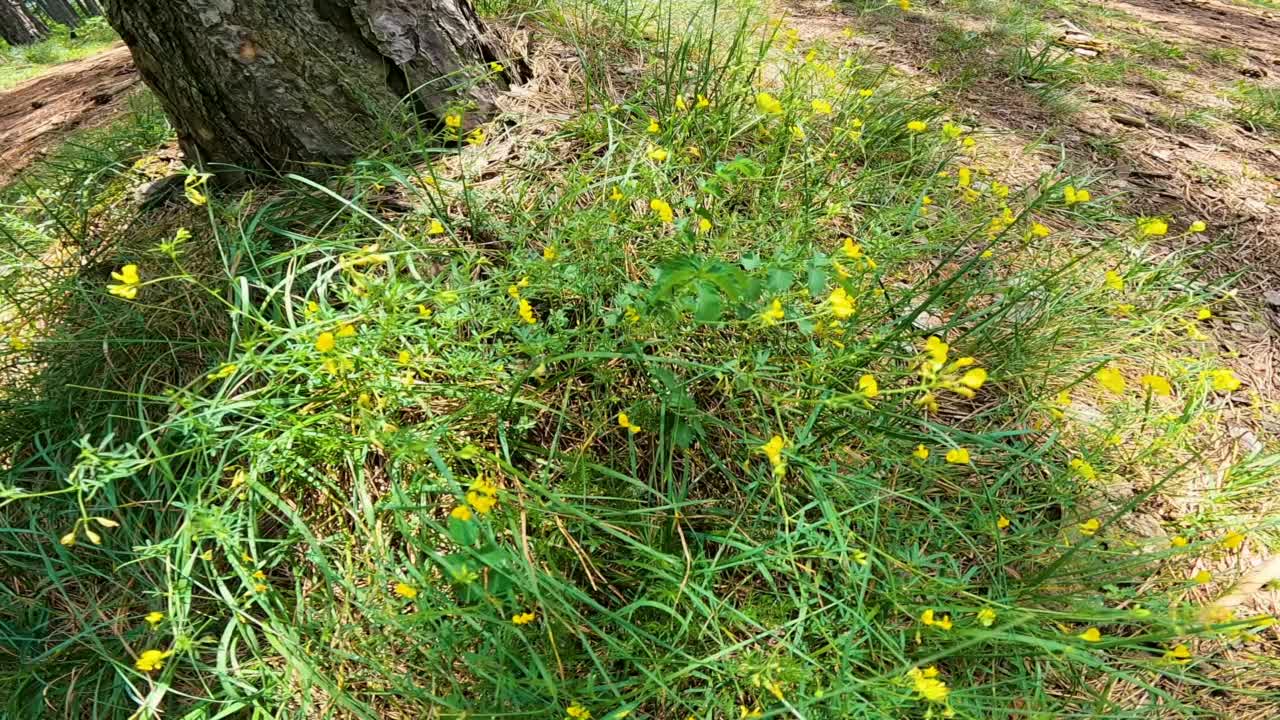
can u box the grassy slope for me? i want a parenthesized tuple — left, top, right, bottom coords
(0, 19, 120, 91)
(1, 0, 1276, 718)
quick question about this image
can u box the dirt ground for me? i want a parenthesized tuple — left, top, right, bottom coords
(0, 44, 140, 186)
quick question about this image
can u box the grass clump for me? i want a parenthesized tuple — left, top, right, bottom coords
(1229, 80, 1280, 134)
(1, 1, 1275, 718)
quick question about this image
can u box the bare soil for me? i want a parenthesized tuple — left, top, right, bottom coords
(0, 45, 140, 186)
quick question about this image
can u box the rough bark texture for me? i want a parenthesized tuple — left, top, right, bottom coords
(103, 0, 507, 172)
(74, 0, 101, 16)
(36, 0, 81, 27)
(0, 0, 46, 44)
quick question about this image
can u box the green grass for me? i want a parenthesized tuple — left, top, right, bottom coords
(0, 17, 119, 90)
(1, 0, 1276, 718)
(1229, 80, 1280, 134)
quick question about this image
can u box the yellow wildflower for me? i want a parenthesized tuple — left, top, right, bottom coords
(906, 120, 928, 133)
(924, 336, 949, 367)
(315, 332, 336, 353)
(450, 505, 473, 522)
(977, 608, 997, 627)
(1189, 220, 1207, 233)
(1095, 367, 1125, 394)
(1192, 569, 1212, 584)
(184, 173, 210, 206)
(108, 265, 141, 300)
(760, 299, 785, 326)
(207, 363, 238, 380)
(445, 113, 463, 129)
(913, 444, 930, 460)
(490, 61, 504, 73)
(942, 121, 963, 140)
(698, 217, 712, 234)
(134, 649, 172, 672)
(1196, 307, 1212, 320)
(1164, 644, 1192, 663)
(790, 124, 806, 141)
(144, 611, 164, 627)
(467, 490, 498, 515)
(1063, 185, 1090, 205)
(618, 412, 642, 434)
(1206, 368, 1241, 392)
(646, 144, 669, 162)
(828, 287, 855, 319)
(1069, 457, 1097, 481)
(649, 198, 674, 223)
(696, 94, 711, 108)
(1078, 627, 1102, 642)
(921, 609, 953, 630)
(907, 666, 949, 703)
(518, 299, 537, 325)
(647, 118, 660, 134)
(959, 367, 987, 390)
(859, 374, 879, 398)
(760, 435, 786, 476)
(1138, 218, 1168, 237)
(394, 582, 418, 599)
(428, 219, 446, 235)
(945, 448, 970, 465)
(566, 705, 591, 720)
(1170, 535, 1188, 548)
(1079, 518, 1101, 536)
(756, 92, 783, 115)
(1030, 222, 1052, 238)
(512, 611, 536, 625)
(543, 245, 558, 261)
(1141, 374, 1172, 396)
(1104, 270, 1125, 291)
(811, 98, 833, 115)
(466, 128, 486, 146)
(996, 515, 1011, 530)
(898, 0, 912, 10)
(1220, 531, 1245, 550)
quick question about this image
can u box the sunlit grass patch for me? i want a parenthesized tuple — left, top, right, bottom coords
(0, 18, 119, 90)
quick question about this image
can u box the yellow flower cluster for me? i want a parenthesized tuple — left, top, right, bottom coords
(466, 475, 499, 515)
(135, 648, 173, 672)
(760, 435, 786, 478)
(907, 666, 950, 705)
(921, 608, 953, 630)
(914, 336, 988, 412)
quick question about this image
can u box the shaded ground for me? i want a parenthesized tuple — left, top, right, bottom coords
(0, 45, 139, 186)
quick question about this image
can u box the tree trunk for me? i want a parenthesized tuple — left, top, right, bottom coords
(102, 0, 510, 173)
(0, 0, 45, 45)
(36, 0, 80, 27)
(73, 0, 100, 16)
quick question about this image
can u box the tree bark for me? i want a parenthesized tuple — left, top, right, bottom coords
(0, 0, 46, 45)
(73, 0, 100, 16)
(35, 0, 81, 27)
(102, 0, 509, 173)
